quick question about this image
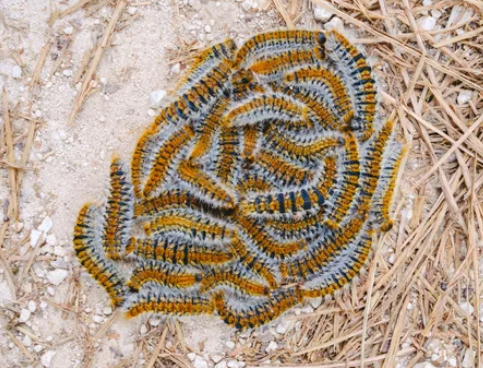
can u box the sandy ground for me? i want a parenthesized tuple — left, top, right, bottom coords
(1, 0, 483, 368)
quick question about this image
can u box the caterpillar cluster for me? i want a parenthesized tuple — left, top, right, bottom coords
(73, 30, 405, 330)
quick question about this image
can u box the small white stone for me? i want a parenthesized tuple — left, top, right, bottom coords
(34, 345, 44, 353)
(12, 222, 24, 232)
(459, 301, 474, 315)
(63, 26, 74, 35)
(226, 341, 235, 349)
(46, 269, 69, 286)
(265, 341, 278, 353)
(147, 108, 156, 117)
(275, 320, 291, 334)
(23, 335, 32, 347)
(309, 297, 322, 309)
(63, 69, 73, 77)
(150, 89, 167, 107)
(12, 65, 22, 79)
(45, 234, 57, 247)
(92, 315, 103, 324)
(40, 301, 48, 310)
(462, 349, 475, 368)
(457, 90, 472, 105)
(41, 350, 56, 367)
(171, 63, 181, 74)
(212, 355, 224, 363)
(324, 17, 344, 32)
(407, 302, 413, 310)
(419, 16, 436, 31)
(47, 287, 55, 296)
(187, 353, 197, 361)
(39, 217, 53, 233)
(215, 361, 228, 368)
(28, 301, 37, 313)
(448, 356, 457, 367)
(193, 356, 209, 368)
(140, 324, 148, 334)
(103, 306, 112, 315)
(227, 360, 239, 368)
(35, 109, 43, 118)
(127, 6, 137, 15)
(313, 4, 333, 22)
(204, 25, 212, 33)
(19, 309, 31, 323)
(413, 363, 436, 368)
(149, 318, 161, 326)
(388, 253, 395, 264)
(422, 0, 432, 6)
(30, 230, 44, 247)
(431, 9, 442, 19)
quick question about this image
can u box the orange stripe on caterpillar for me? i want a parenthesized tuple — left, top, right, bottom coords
(73, 203, 127, 306)
(125, 236, 235, 266)
(143, 125, 195, 198)
(214, 126, 242, 188)
(134, 188, 203, 217)
(125, 288, 214, 318)
(127, 260, 202, 291)
(201, 263, 270, 296)
(178, 160, 237, 209)
(234, 30, 326, 69)
(103, 157, 133, 260)
(212, 286, 303, 330)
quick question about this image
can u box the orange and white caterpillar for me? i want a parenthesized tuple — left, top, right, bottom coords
(73, 203, 127, 306)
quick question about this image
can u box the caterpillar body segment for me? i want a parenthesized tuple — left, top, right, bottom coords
(103, 157, 133, 260)
(325, 30, 377, 138)
(214, 126, 242, 188)
(223, 93, 310, 128)
(201, 263, 270, 296)
(301, 228, 374, 298)
(212, 286, 303, 330)
(125, 287, 214, 318)
(73, 203, 127, 306)
(284, 66, 354, 125)
(234, 30, 327, 69)
(177, 39, 237, 93)
(178, 159, 237, 209)
(143, 125, 196, 198)
(134, 188, 203, 217)
(127, 260, 202, 291)
(125, 236, 235, 266)
(324, 132, 360, 229)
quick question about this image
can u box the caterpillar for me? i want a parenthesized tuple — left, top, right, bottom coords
(73, 203, 127, 306)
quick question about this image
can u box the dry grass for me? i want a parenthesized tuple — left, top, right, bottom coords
(1, 0, 482, 367)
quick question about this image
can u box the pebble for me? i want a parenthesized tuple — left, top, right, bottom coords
(103, 306, 112, 315)
(63, 69, 73, 77)
(28, 301, 37, 313)
(34, 345, 44, 353)
(171, 63, 181, 74)
(46, 269, 69, 286)
(462, 348, 475, 368)
(12, 222, 24, 232)
(187, 353, 197, 361)
(275, 319, 291, 334)
(388, 253, 395, 264)
(413, 363, 436, 368)
(309, 297, 323, 309)
(149, 318, 161, 326)
(150, 89, 167, 106)
(215, 361, 228, 368)
(422, 0, 432, 5)
(324, 17, 344, 32)
(19, 309, 31, 323)
(35, 109, 43, 118)
(265, 341, 278, 353)
(459, 301, 474, 315)
(227, 360, 240, 368)
(225, 341, 235, 349)
(41, 350, 56, 367)
(431, 10, 442, 19)
(39, 216, 53, 233)
(30, 229, 44, 247)
(47, 287, 55, 296)
(147, 108, 156, 117)
(63, 26, 74, 35)
(23, 335, 32, 347)
(419, 16, 436, 31)
(46, 234, 57, 247)
(193, 356, 209, 368)
(313, 4, 333, 22)
(92, 315, 103, 324)
(127, 6, 137, 15)
(204, 25, 212, 33)
(12, 65, 22, 79)
(448, 356, 457, 367)
(457, 90, 472, 105)
(212, 355, 224, 363)
(140, 324, 148, 334)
